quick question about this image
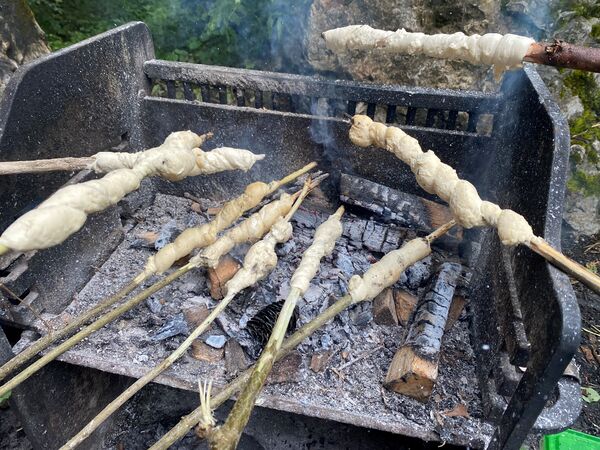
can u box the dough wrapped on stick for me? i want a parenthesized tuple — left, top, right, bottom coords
(148, 221, 456, 450)
(60, 182, 311, 450)
(0, 176, 326, 399)
(323, 26, 600, 75)
(0, 163, 317, 384)
(348, 115, 600, 294)
(322, 25, 534, 77)
(0, 131, 265, 255)
(207, 207, 345, 449)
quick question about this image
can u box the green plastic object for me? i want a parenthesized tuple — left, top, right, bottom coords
(542, 429, 600, 450)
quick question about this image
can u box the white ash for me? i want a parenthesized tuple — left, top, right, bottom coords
(51, 192, 492, 447)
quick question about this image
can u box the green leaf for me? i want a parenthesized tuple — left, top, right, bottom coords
(582, 387, 600, 403)
(0, 390, 11, 405)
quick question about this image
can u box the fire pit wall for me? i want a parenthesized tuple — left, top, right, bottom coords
(0, 22, 580, 450)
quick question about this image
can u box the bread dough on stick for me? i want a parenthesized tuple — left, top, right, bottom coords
(348, 115, 535, 246)
(0, 131, 264, 252)
(323, 25, 534, 77)
(289, 207, 344, 295)
(145, 181, 273, 275)
(191, 193, 296, 269)
(91, 132, 264, 178)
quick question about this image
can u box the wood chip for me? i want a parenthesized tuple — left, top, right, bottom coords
(191, 340, 223, 363)
(373, 288, 398, 326)
(393, 289, 417, 326)
(136, 231, 158, 245)
(190, 202, 202, 213)
(207, 254, 241, 300)
(268, 351, 304, 384)
(207, 206, 221, 215)
(310, 350, 333, 373)
(183, 304, 211, 329)
(441, 403, 470, 418)
(446, 295, 466, 330)
(580, 345, 596, 364)
(224, 339, 249, 375)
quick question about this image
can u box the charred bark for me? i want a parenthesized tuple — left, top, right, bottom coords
(384, 262, 462, 401)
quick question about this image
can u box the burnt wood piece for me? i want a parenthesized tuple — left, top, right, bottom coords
(525, 41, 600, 73)
(372, 288, 398, 326)
(385, 262, 462, 401)
(394, 289, 418, 327)
(339, 173, 459, 237)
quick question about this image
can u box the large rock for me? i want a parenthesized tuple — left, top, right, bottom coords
(0, 0, 50, 97)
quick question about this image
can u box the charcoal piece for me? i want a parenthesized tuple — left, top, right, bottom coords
(154, 219, 179, 250)
(335, 252, 354, 277)
(401, 257, 432, 289)
(146, 297, 163, 314)
(246, 300, 298, 347)
(150, 313, 189, 341)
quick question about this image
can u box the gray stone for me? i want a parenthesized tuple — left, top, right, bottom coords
(205, 334, 227, 349)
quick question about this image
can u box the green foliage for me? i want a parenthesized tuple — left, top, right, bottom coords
(558, 0, 600, 19)
(564, 71, 600, 115)
(582, 387, 600, 403)
(28, 0, 311, 69)
(567, 169, 600, 197)
(0, 390, 10, 406)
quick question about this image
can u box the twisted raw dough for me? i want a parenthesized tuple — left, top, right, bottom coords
(91, 132, 264, 179)
(190, 193, 295, 269)
(349, 115, 535, 246)
(349, 238, 431, 303)
(323, 25, 534, 76)
(225, 219, 293, 297)
(0, 132, 264, 252)
(289, 207, 344, 295)
(145, 181, 273, 275)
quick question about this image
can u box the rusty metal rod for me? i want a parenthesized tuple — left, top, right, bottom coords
(524, 41, 600, 73)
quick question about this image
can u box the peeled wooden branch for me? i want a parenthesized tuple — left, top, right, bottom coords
(348, 115, 600, 294)
(148, 221, 456, 450)
(0, 164, 316, 383)
(323, 26, 600, 74)
(0, 132, 215, 176)
(0, 178, 325, 398)
(0, 131, 264, 254)
(60, 182, 311, 449)
(210, 207, 345, 449)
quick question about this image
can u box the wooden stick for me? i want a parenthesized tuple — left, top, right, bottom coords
(211, 207, 345, 449)
(524, 41, 600, 73)
(529, 238, 600, 295)
(0, 164, 317, 380)
(0, 178, 325, 399)
(0, 278, 140, 383)
(149, 222, 454, 450)
(60, 192, 313, 449)
(0, 265, 192, 399)
(0, 133, 214, 177)
(0, 157, 95, 175)
(384, 262, 462, 401)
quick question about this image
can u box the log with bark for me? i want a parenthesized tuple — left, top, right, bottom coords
(384, 262, 462, 401)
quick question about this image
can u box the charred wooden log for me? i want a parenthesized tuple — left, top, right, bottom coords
(384, 262, 462, 401)
(339, 173, 459, 238)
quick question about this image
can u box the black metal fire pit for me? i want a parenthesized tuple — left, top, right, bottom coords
(0, 23, 580, 450)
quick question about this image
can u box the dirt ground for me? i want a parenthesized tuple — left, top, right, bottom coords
(563, 230, 600, 437)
